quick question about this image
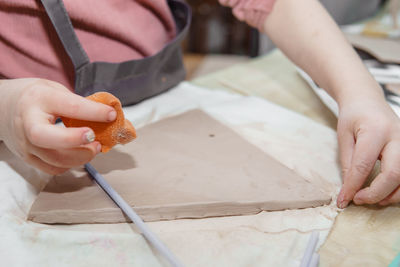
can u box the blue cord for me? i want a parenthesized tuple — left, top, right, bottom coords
(85, 163, 184, 267)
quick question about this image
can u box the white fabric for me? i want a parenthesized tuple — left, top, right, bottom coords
(0, 82, 341, 267)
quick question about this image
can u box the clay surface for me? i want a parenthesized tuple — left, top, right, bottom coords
(29, 110, 331, 224)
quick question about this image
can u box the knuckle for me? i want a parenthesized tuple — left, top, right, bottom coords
(341, 167, 350, 178)
(23, 153, 35, 164)
(23, 79, 46, 98)
(64, 100, 81, 116)
(61, 131, 79, 145)
(17, 80, 51, 110)
(365, 190, 381, 203)
(51, 153, 63, 165)
(43, 79, 69, 92)
(354, 124, 369, 137)
(26, 125, 41, 145)
(19, 88, 40, 107)
(354, 160, 372, 176)
(356, 120, 390, 139)
(48, 150, 68, 167)
(386, 169, 400, 182)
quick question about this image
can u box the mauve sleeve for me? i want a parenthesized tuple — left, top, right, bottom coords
(219, 0, 276, 31)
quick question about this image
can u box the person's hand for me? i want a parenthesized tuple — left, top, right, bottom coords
(336, 96, 400, 208)
(0, 78, 117, 174)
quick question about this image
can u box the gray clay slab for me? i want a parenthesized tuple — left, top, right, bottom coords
(29, 110, 331, 224)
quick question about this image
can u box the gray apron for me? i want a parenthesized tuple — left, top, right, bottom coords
(40, 0, 191, 106)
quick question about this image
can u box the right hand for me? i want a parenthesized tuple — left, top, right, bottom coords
(0, 78, 117, 174)
(336, 95, 400, 207)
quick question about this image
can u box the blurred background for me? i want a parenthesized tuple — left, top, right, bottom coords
(183, 0, 385, 79)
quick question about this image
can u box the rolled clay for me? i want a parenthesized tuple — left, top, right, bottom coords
(29, 110, 331, 224)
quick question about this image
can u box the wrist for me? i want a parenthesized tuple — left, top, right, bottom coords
(329, 78, 386, 110)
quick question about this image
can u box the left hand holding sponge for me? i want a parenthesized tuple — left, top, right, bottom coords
(0, 78, 125, 175)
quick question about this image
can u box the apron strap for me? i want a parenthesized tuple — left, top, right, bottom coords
(40, 0, 90, 70)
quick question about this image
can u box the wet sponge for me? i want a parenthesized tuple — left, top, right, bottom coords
(62, 92, 137, 153)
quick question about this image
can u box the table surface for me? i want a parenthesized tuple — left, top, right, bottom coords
(190, 49, 400, 266)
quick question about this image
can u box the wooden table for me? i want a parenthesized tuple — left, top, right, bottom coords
(190, 49, 400, 266)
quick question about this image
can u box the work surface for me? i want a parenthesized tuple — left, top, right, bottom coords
(192, 50, 400, 266)
(0, 50, 398, 266)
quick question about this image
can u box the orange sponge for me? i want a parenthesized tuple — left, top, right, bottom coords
(62, 92, 136, 153)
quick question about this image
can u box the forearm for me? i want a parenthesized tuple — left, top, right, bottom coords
(263, 0, 385, 107)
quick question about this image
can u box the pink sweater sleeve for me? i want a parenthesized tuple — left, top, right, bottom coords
(219, 0, 276, 31)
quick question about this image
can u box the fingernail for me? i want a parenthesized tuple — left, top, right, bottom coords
(96, 144, 102, 153)
(337, 192, 348, 209)
(338, 199, 349, 209)
(108, 110, 117, 121)
(83, 130, 95, 143)
(337, 194, 344, 203)
(337, 190, 344, 204)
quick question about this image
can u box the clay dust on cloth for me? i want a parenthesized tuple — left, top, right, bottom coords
(0, 82, 341, 267)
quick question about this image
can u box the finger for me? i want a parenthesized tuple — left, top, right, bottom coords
(379, 186, 400, 205)
(42, 90, 116, 122)
(338, 127, 355, 180)
(353, 173, 399, 205)
(336, 128, 355, 207)
(81, 141, 102, 155)
(26, 154, 69, 175)
(354, 143, 400, 204)
(24, 109, 96, 149)
(338, 131, 385, 208)
(31, 144, 98, 169)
